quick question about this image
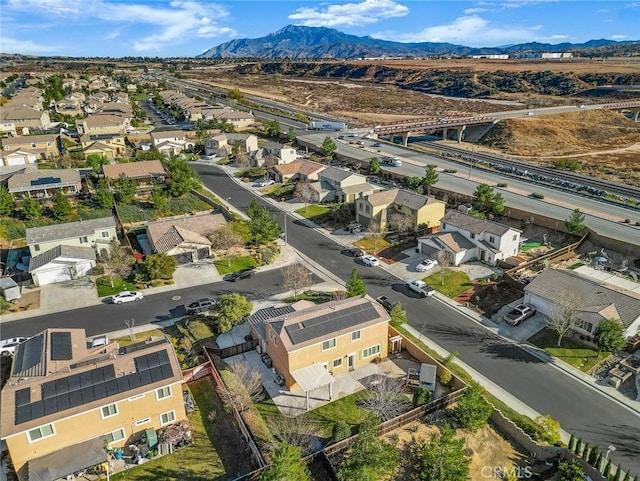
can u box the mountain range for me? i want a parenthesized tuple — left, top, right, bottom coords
(197, 25, 640, 59)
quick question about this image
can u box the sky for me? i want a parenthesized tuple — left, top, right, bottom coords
(0, 0, 638, 57)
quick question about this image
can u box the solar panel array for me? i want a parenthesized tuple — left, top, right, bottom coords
(30, 177, 61, 186)
(12, 335, 45, 377)
(285, 303, 380, 345)
(50, 332, 72, 361)
(14, 349, 174, 425)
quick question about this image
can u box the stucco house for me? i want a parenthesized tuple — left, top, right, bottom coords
(211, 110, 255, 130)
(0, 107, 51, 134)
(150, 130, 194, 156)
(146, 211, 227, 263)
(80, 133, 126, 158)
(102, 160, 166, 190)
(29, 245, 97, 286)
(8, 169, 82, 201)
(204, 133, 258, 157)
(251, 141, 297, 167)
(524, 269, 640, 339)
(249, 295, 390, 409)
(2, 134, 60, 160)
(355, 188, 446, 231)
(26, 217, 117, 258)
(77, 114, 129, 136)
(310, 167, 374, 203)
(418, 210, 521, 266)
(0, 329, 185, 479)
(1, 149, 40, 167)
(268, 160, 326, 184)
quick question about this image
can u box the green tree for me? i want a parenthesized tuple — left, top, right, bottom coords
(472, 184, 495, 211)
(614, 465, 624, 481)
(247, 204, 282, 244)
(346, 268, 366, 297)
(86, 154, 106, 171)
(51, 191, 73, 221)
(139, 253, 177, 281)
(413, 423, 470, 481)
(113, 173, 137, 204)
(0, 186, 16, 216)
(575, 437, 583, 455)
(94, 179, 114, 209)
(321, 136, 337, 158)
(588, 445, 601, 466)
(452, 381, 492, 432)
(259, 442, 310, 481)
(262, 119, 281, 138)
(534, 414, 562, 445)
(368, 157, 381, 175)
(413, 386, 431, 407)
(21, 197, 41, 220)
(227, 87, 243, 101)
(336, 417, 399, 481)
(557, 460, 585, 481)
(389, 302, 407, 327)
(489, 192, 505, 215)
(565, 208, 586, 234)
(166, 157, 201, 196)
(151, 185, 168, 211)
(286, 127, 297, 143)
(568, 433, 576, 451)
(213, 293, 253, 333)
(602, 458, 612, 478)
(422, 164, 439, 196)
(594, 319, 626, 354)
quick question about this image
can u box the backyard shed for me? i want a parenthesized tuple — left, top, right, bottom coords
(419, 363, 437, 392)
(0, 277, 21, 302)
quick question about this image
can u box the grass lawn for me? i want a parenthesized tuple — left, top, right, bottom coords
(113, 329, 165, 347)
(424, 269, 473, 298)
(282, 290, 333, 304)
(294, 204, 330, 219)
(96, 276, 138, 297)
(354, 236, 391, 253)
(529, 328, 609, 372)
(308, 390, 369, 438)
(213, 256, 257, 275)
(567, 262, 585, 270)
(112, 379, 226, 481)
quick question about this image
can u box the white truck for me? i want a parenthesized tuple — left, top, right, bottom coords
(307, 121, 347, 131)
(406, 279, 435, 298)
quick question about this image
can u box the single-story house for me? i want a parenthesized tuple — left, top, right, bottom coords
(524, 268, 640, 339)
(102, 160, 166, 189)
(28, 245, 97, 286)
(146, 211, 227, 264)
(8, 169, 82, 200)
(268, 160, 326, 183)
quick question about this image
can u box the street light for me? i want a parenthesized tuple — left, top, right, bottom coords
(282, 212, 292, 246)
(604, 445, 616, 464)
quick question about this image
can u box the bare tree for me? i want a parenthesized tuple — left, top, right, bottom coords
(294, 181, 316, 212)
(228, 361, 265, 402)
(435, 249, 454, 286)
(366, 220, 382, 253)
(331, 290, 349, 301)
(217, 370, 252, 413)
(269, 410, 323, 455)
(388, 212, 414, 234)
(209, 225, 245, 267)
(358, 375, 411, 421)
(106, 238, 133, 287)
(264, 153, 280, 167)
(235, 153, 251, 169)
(282, 263, 312, 300)
(548, 300, 579, 347)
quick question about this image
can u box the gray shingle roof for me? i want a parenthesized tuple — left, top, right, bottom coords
(442, 210, 516, 236)
(29, 245, 96, 272)
(8, 169, 81, 191)
(525, 269, 640, 328)
(319, 167, 355, 183)
(26, 217, 116, 246)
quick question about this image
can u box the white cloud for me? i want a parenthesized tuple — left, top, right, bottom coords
(610, 34, 628, 39)
(4, 0, 236, 52)
(288, 0, 409, 28)
(0, 36, 60, 54)
(549, 34, 568, 40)
(500, 0, 557, 8)
(464, 7, 488, 14)
(386, 15, 540, 46)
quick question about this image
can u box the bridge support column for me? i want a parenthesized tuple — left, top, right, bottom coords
(403, 132, 411, 147)
(442, 128, 448, 140)
(634, 110, 639, 122)
(456, 125, 466, 143)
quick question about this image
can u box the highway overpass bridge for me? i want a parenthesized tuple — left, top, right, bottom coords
(372, 99, 640, 145)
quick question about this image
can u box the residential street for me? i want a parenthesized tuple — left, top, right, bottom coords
(192, 163, 640, 472)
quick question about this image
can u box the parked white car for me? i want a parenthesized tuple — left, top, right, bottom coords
(0, 337, 29, 356)
(416, 258, 438, 272)
(111, 291, 144, 304)
(361, 255, 380, 267)
(406, 279, 435, 297)
(259, 179, 275, 187)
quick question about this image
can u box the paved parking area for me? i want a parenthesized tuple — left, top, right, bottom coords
(487, 298, 547, 342)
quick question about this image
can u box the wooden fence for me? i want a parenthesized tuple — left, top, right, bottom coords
(182, 362, 214, 383)
(207, 338, 259, 359)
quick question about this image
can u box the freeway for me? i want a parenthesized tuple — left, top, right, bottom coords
(190, 163, 640, 471)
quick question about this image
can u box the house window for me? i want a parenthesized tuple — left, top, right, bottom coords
(79, 236, 89, 243)
(365, 205, 370, 213)
(27, 424, 55, 442)
(160, 410, 176, 426)
(134, 418, 151, 427)
(156, 386, 172, 400)
(359, 203, 363, 211)
(470, 233, 475, 239)
(489, 235, 495, 244)
(442, 223, 446, 229)
(100, 403, 118, 418)
(322, 338, 336, 351)
(351, 330, 361, 341)
(577, 320, 594, 334)
(104, 428, 125, 444)
(362, 344, 381, 359)
(512, 234, 517, 241)
(102, 231, 110, 238)
(333, 358, 343, 368)
(34, 245, 40, 252)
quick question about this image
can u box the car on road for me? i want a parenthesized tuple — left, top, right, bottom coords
(376, 295, 398, 312)
(259, 179, 275, 187)
(361, 255, 380, 267)
(416, 258, 438, 272)
(371, 142, 381, 147)
(406, 279, 435, 297)
(111, 291, 144, 304)
(186, 298, 217, 315)
(224, 267, 256, 282)
(0, 337, 28, 356)
(504, 304, 536, 326)
(344, 247, 365, 257)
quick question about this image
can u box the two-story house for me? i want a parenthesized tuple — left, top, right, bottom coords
(81, 133, 126, 159)
(8, 169, 82, 201)
(418, 210, 521, 266)
(210, 109, 255, 130)
(204, 133, 258, 158)
(149, 130, 195, 156)
(355, 188, 446, 232)
(0, 107, 51, 135)
(77, 114, 129, 136)
(0, 328, 185, 479)
(2, 134, 60, 161)
(310, 167, 374, 203)
(251, 295, 390, 410)
(251, 141, 297, 167)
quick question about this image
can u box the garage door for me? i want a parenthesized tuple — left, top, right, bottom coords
(35, 267, 72, 286)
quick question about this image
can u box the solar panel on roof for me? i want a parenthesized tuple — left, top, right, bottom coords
(116, 376, 130, 393)
(81, 386, 95, 404)
(12, 334, 43, 376)
(93, 383, 106, 399)
(80, 371, 93, 388)
(43, 397, 57, 416)
(42, 382, 57, 400)
(50, 332, 72, 360)
(57, 395, 70, 411)
(55, 378, 69, 395)
(30, 177, 61, 186)
(15, 388, 30, 407)
(15, 405, 31, 425)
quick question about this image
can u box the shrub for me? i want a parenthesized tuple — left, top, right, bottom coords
(332, 421, 352, 442)
(439, 370, 452, 386)
(636, 221, 640, 226)
(623, 218, 631, 223)
(532, 192, 545, 199)
(413, 387, 431, 407)
(92, 264, 105, 275)
(242, 409, 274, 451)
(443, 169, 458, 173)
(186, 318, 216, 340)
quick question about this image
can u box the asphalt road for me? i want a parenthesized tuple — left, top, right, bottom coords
(192, 163, 640, 471)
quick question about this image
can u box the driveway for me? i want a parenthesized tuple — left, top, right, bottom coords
(488, 298, 547, 343)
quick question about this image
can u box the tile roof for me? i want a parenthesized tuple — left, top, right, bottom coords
(525, 269, 640, 328)
(2, 134, 57, 146)
(421, 231, 476, 253)
(102, 160, 165, 179)
(442, 210, 518, 236)
(271, 159, 325, 176)
(146, 212, 227, 253)
(29, 245, 96, 272)
(26, 217, 116, 245)
(150, 130, 186, 140)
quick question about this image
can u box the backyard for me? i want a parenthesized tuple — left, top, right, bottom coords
(528, 328, 610, 372)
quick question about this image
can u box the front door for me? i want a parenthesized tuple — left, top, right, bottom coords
(480, 250, 486, 261)
(347, 353, 355, 371)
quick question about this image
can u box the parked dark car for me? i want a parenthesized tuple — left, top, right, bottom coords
(224, 267, 256, 282)
(186, 298, 217, 315)
(344, 248, 365, 257)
